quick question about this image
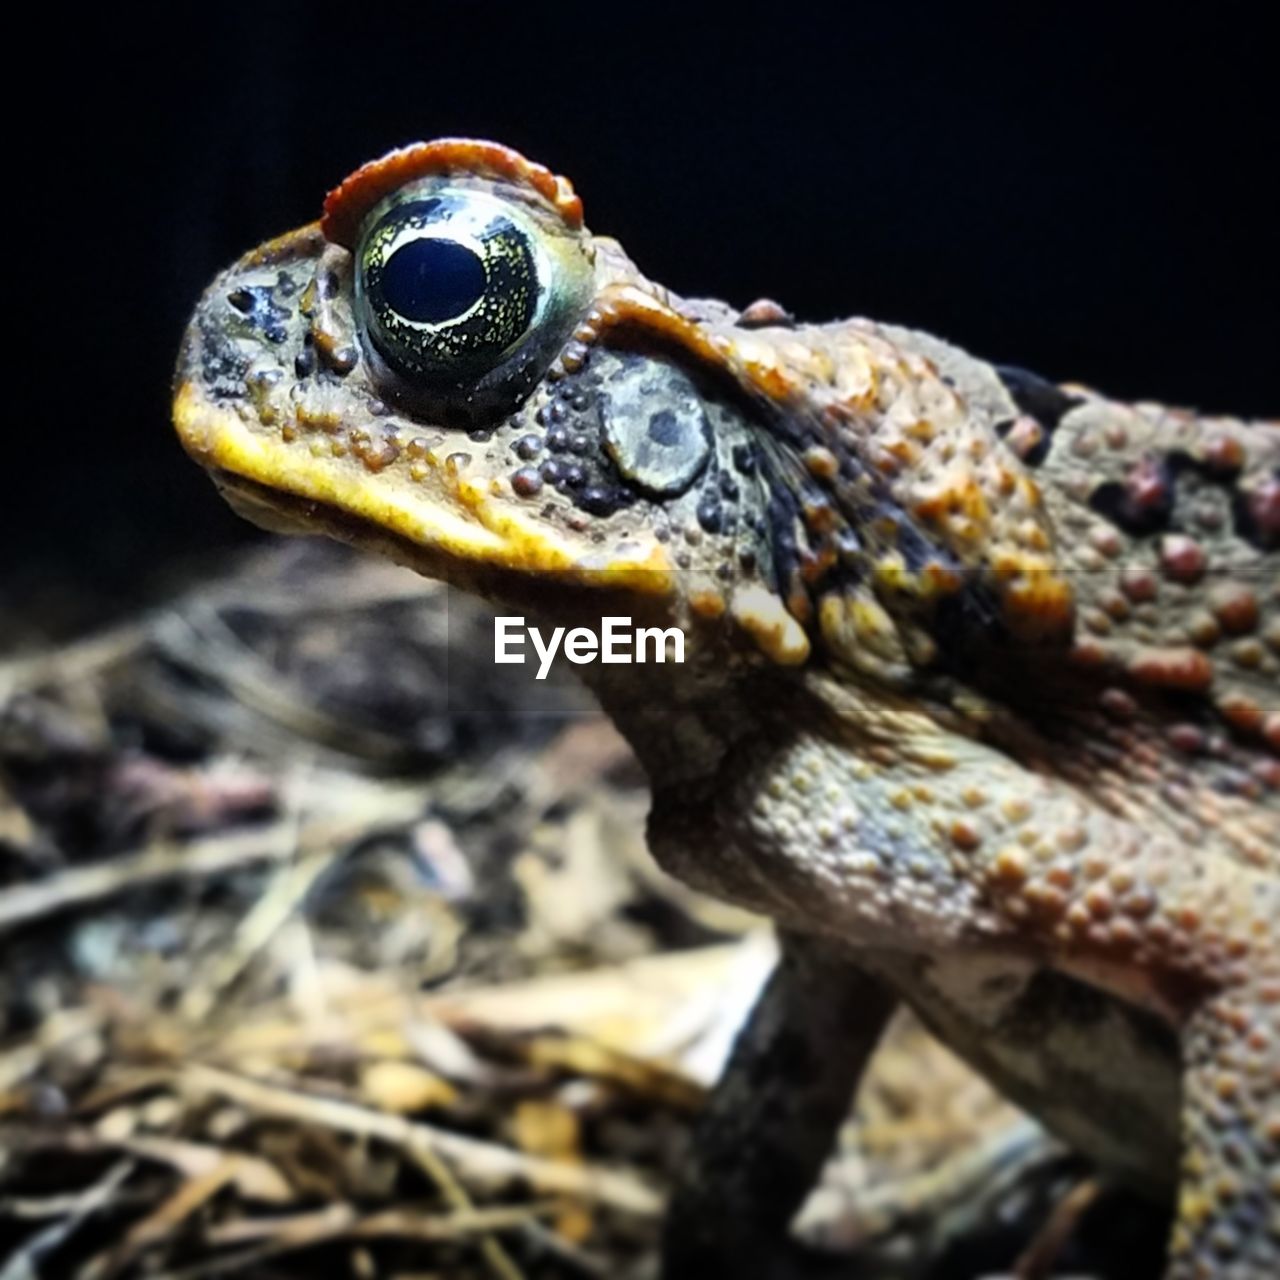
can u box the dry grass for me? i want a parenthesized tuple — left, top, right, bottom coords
(0, 543, 1163, 1279)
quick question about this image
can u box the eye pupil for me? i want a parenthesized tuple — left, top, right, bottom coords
(381, 238, 486, 323)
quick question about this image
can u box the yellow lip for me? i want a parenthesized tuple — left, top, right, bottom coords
(173, 381, 674, 593)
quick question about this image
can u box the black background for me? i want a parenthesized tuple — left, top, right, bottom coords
(7, 3, 1276, 619)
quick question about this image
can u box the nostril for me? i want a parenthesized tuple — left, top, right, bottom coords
(226, 283, 290, 343)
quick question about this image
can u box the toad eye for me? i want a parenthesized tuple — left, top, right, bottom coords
(356, 193, 542, 384)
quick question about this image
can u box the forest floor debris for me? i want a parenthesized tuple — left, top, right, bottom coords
(1, 544, 1168, 1278)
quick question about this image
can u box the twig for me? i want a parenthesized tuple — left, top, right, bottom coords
(1015, 1175, 1104, 1280)
(0, 624, 147, 696)
(2, 1127, 292, 1204)
(0, 1159, 134, 1280)
(179, 763, 326, 1022)
(149, 1202, 553, 1280)
(78, 1165, 238, 1280)
(201, 1202, 553, 1247)
(400, 1128, 526, 1280)
(0, 787, 427, 936)
(152, 607, 412, 761)
(177, 1063, 664, 1219)
(0, 831, 293, 936)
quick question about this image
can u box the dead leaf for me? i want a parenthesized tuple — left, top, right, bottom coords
(357, 1060, 458, 1114)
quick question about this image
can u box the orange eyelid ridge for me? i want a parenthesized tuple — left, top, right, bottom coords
(321, 137, 585, 247)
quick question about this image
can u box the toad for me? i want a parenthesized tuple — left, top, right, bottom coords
(174, 139, 1278, 1279)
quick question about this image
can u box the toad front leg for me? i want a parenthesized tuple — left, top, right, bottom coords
(662, 932, 897, 1279)
(647, 682, 1278, 1278)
